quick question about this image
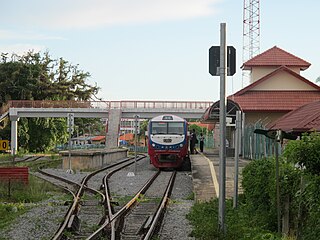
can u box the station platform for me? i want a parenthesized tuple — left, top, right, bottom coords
(190, 149, 250, 202)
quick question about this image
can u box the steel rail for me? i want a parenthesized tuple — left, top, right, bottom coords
(103, 154, 147, 240)
(51, 155, 145, 240)
(143, 171, 177, 240)
(0, 155, 41, 165)
(86, 170, 161, 240)
(38, 167, 105, 199)
(62, 186, 76, 200)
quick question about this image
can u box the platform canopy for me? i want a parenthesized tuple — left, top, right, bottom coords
(201, 99, 242, 124)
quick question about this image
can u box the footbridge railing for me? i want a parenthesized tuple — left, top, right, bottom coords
(1, 100, 213, 114)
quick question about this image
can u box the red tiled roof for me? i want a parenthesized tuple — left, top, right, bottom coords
(228, 91, 320, 112)
(267, 100, 320, 133)
(229, 66, 320, 112)
(91, 135, 105, 141)
(234, 66, 320, 96)
(242, 46, 311, 70)
(119, 133, 134, 141)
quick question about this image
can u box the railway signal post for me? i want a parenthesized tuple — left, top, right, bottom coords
(67, 113, 74, 174)
(134, 114, 140, 175)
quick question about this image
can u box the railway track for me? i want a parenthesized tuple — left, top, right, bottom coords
(87, 169, 176, 240)
(48, 155, 146, 240)
(36, 168, 82, 192)
(120, 171, 176, 240)
(0, 154, 50, 165)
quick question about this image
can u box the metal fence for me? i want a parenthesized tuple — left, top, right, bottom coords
(242, 122, 275, 159)
(127, 146, 148, 153)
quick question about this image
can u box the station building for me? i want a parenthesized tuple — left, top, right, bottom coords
(202, 46, 320, 158)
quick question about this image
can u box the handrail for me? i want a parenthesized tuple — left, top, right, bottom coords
(1, 100, 213, 114)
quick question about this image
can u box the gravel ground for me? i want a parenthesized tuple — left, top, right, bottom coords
(0, 197, 69, 240)
(0, 157, 195, 240)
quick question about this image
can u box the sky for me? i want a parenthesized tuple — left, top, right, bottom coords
(1, 0, 319, 102)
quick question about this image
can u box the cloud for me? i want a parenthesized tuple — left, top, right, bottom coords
(3, 0, 221, 29)
(0, 30, 65, 41)
(0, 44, 45, 55)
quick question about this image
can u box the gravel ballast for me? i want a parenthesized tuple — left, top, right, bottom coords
(0, 157, 195, 239)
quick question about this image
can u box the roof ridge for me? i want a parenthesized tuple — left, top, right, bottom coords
(272, 46, 311, 66)
(242, 46, 311, 70)
(232, 66, 320, 96)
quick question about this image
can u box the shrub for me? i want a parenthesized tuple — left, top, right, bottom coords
(241, 157, 278, 231)
(187, 198, 281, 240)
(283, 132, 320, 175)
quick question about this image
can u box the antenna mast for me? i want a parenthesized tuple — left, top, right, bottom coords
(242, 0, 260, 86)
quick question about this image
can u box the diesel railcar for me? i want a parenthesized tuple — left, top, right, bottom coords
(147, 114, 189, 169)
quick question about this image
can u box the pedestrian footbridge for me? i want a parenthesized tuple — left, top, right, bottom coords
(0, 100, 212, 155)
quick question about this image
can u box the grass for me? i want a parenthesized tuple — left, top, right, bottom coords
(0, 175, 61, 203)
(0, 153, 23, 165)
(187, 198, 283, 240)
(0, 202, 28, 230)
(16, 156, 62, 171)
(185, 192, 195, 200)
(0, 166, 66, 231)
(112, 195, 135, 206)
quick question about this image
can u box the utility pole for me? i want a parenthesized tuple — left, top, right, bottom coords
(218, 22, 227, 233)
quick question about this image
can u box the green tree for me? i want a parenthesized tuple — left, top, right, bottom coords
(283, 132, 320, 175)
(283, 132, 320, 238)
(188, 123, 207, 136)
(0, 51, 100, 152)
(140, 119, 148, 136)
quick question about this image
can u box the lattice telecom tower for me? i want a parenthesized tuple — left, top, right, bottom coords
(242, 0, 260, 86)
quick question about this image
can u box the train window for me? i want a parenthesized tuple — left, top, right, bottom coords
(168, 122, 184, 134)
(162, 115, 173, 120)
(151, 121, 184, 134)
(151, 122, 167, 134)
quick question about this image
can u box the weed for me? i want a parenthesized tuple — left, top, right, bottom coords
(0, 173, 65, 231)
(185, 192, 195, 200)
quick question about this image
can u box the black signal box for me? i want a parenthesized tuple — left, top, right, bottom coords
(209, 46, 236, 76)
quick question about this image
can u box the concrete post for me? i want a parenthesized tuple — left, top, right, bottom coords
(106, 109, 122, 148)
(10, 116, 19, 155)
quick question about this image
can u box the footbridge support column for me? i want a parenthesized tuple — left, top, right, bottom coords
(10, 115, 19, 155)
(106, 109, 122, 149)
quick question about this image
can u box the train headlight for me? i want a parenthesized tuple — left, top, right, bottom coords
(152, 143, 155, 147)
(179, 144, 183, 148)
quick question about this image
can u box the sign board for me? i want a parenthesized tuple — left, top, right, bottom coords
(133, 115, 140, 134)
(209, 46, 236, 76)
(67, 113, 74, 133)
(0, 140, 9, 150)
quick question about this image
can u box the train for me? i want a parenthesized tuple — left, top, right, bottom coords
(147, 114, 190, 169)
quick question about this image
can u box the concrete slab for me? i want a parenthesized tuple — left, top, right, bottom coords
(190, 150, 250, 202)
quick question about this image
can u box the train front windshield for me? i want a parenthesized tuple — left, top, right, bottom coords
(151, 122, 184, 135)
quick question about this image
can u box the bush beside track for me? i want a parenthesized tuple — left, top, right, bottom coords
(0, 155, 67, 233)
(187, 133, 320, 240)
